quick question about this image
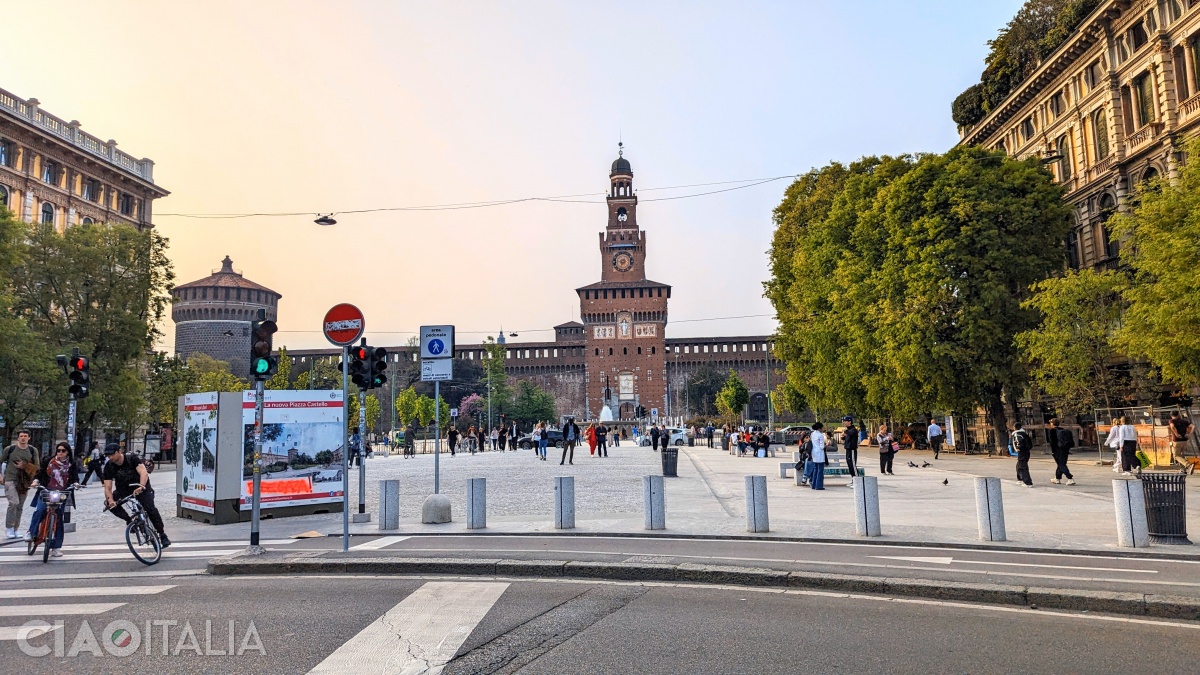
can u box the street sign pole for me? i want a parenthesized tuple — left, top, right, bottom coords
(341, 345, 350, 552)
(250, 378, 265, 548)
(358, 388, 366, 514)
(66, 395, 77, 452)
(439, 379, 444, 494)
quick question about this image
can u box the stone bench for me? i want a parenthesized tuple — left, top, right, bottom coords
(789, 452, 866, 484)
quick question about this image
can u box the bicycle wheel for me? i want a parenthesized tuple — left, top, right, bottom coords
(41, 510, 57, 563)
(125, 518, 162, 565)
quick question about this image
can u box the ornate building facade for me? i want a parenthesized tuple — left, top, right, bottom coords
(286, 151, 783, 422)
(959, 0, 1200, 270)
(0, 86, 167, 230)
(171, 256, 282, 376)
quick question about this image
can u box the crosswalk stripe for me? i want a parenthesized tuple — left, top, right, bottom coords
(0, 624, 61, 641)
(0, 585, 175, 599)
(309, 581, 509, 674)
(0, 549, 253, 563)
(0, 602, 124, 617)
(0, 539, 297, 555)
(0, 569, 205, 583)
(348, 536, 410, 551)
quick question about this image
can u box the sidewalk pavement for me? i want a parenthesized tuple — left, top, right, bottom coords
(15, 442, 1198, 557)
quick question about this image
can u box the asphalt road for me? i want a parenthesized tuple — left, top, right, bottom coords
(2, 573, 1199, 674)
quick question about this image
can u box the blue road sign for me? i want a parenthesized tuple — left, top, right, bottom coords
(428, 339, 445, 355)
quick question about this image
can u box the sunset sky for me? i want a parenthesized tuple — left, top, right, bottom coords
(3, 0, 1021, 351)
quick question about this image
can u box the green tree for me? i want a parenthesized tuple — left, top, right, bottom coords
(293, 358, 341, 390)
(1017, 268, 1126, 413)
(715, 370, 749, 424)
(147, 352, 197, 427)
(12, 221, 172, 436)
(685, 363, 727, 416)
(481, 337, 511, 416)
(189, 353, 249, 393)
(348, 392, 381, 432)
(395, 387, 420, 427)
(1112, 139, 1200, 389)
(508, 380, 556, 426)
(266, 346, 291, 390)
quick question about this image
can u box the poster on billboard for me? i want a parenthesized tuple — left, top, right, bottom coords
(239, 389, 345, 511)
(180, 392, 219, 513)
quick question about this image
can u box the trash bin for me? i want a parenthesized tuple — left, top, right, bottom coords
(1139, 472, 1191, 545)
(661, 447, 679, 477)
(687, 437, 694, 447)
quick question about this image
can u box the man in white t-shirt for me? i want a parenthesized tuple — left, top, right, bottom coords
(809, 422, 827, 490)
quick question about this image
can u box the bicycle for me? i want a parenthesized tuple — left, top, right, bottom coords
(26, 484, 78, 563)
(105, 484, 162, 565)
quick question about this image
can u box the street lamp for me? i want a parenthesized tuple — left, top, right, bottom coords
(314, 214, 337, 226)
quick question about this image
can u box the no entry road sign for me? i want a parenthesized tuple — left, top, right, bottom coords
(323, 304, 365, 347)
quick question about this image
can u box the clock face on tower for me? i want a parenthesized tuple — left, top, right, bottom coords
(612, 251, 634, 272)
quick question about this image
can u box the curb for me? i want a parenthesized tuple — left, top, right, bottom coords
(318, 530, 1200, 563)
(207, 554, 1200, 621)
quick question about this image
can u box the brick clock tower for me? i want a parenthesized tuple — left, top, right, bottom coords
(577, 146, 670, 420)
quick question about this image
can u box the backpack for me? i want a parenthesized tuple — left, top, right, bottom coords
(1012, 429, 1032, 453)
(1057, 428, 1075, 451)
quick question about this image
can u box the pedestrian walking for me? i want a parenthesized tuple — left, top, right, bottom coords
(876, 424, 896, 475)
(561, 417, 579, 465)
(842, 417, 859, 484)
(1169, 411, 1195, 471)
(927, 418, 944, 459)
(649, 424, 661, 452)
(706, 423, 715, 448)
(80, 441, 104, 486)
(509, 420, 520, 451)
(535, 422, 549, 461)
(809, 422, 828, 490)
(1, 429, 39, 539)
(447, 426, 459, 457)
(1047, 418, 1075, 485)
(596, 423, 609, 457)
(1011, 422, 1034, 486)
(728, 427, 739, 456)
(1112, 416, 1141, 475)
(467, 425, 478, 454)
(405, 423, 416, 458)
(497, 425, 509, 455)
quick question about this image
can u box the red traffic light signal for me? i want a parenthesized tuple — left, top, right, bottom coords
(68, 354, 90, 398)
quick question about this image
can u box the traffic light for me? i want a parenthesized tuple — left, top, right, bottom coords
(250, 315, 278, 380)
(368, 347, 388, 389)
(636, 405, 646, 418)
(68, 354, 90, 398)
(349, 343, 369, 388)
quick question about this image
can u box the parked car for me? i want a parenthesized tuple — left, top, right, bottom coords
(516, 429, 564, 449)
(639, 427, 688, 447)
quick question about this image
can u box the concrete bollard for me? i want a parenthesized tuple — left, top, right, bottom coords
(555, 476, 575, 529)
(745, 475, 769, 533)
(853, 475, 881, 537)
(466, 478, 486, 529)
(379, 479, 400, 530)
(974, 476, 1006, 542)
(644, 475, 666, 530)
(1113, 478, 1150, 547)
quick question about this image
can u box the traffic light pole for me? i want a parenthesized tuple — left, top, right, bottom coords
(434, 380, 441, 494)
(341, 345, 350, 553)
(358, 388, 366, 515)
(66, 395, 77, 453)
(250, 378, 265, 548)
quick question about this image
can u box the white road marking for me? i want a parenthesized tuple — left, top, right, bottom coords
(0, 602, 124, 617)
(0, 585, 175, 599)
(0, 549, 255, 563)
(0, 624, 61, 641)
(0, 569, 205, 583)
(0, 539, 297, 555)
(349, 536, 411, 551)
(309, 581, 509, 674)
(870, 555, 1157, 574)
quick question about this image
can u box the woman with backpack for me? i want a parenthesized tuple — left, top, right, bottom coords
(877, 424, 896, 475)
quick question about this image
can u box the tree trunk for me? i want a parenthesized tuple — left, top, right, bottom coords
(988, 393, 1009, 455)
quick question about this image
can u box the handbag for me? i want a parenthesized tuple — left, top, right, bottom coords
(1135, 448, 1152, 469)
(891, 441, 901, 453)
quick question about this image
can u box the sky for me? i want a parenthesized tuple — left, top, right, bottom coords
(2, 0, 1023, 351)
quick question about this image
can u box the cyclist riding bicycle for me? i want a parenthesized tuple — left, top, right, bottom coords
(101, 443, 170, 548)
(25, 441, 81, 557)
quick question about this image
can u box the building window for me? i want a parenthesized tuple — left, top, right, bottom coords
(0, 184, 7, 207)
(1093, 109, 1110, 159)
(1099, 194, 1119, 259)
(41, 161, 59, 185)
(1086, 60, 1105, 90)
(40, 202, 54, 225)
(1066, 229, 1080, 269)
(609, 348, 613, 356)
(1020, 117, 1036, 142)
(996, 139, 1006, 154)
(1055, 135, 1072, 181)
(0, 140, 12, 167)
(1133, 72, 1156, 128)
(1116, 36, 1130, 63)
(81, 216, 94, 225)
(82, 178, 100, 202)
(595, 348, 599, 356)
(1166, 0, 1183, 23)
(651, 347, 656, 355)
(1049, 92, 1065, 118)
(119, 193, 135, 216)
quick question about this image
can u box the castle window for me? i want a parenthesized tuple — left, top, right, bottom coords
(595, 348, 599, 356)
(623, 347, 627, 355)
(40, 202, 55, 225)
(637, 347, 642, 354)
(651, 347, 656, 355)
(609, 348, 614, 356)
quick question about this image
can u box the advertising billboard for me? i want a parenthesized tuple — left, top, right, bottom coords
(180, 392, 219, 513)
(239, 389, 345, 511)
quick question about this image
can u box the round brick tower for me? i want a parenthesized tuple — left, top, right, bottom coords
(171, 256, 281, 376)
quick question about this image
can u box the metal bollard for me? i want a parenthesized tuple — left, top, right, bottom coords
(853, 475, 881, 537)
(379, 479, 400, 530)
(467, 478, 486, 529)
(745, 475, 769, 533)
(1113, 479, 1150, 547)
(644, 475, 666, 530)
(555, 476, 575, 529)
(974, 477, 1006, 542)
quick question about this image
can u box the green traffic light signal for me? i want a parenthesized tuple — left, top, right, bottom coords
(253, 357, 271, 375)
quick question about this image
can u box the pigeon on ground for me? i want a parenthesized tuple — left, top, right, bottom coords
(907, 461, 919, 468)
(922, 462, 931, 468)
(942, 478, 949, 485)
